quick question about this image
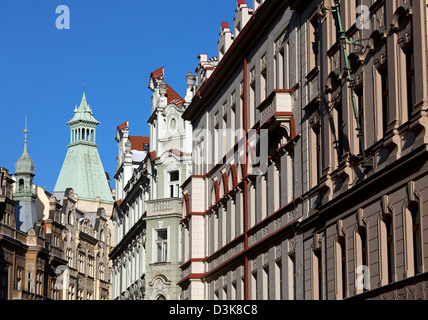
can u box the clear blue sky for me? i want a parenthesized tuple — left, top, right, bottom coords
(0, 0, 239, 191)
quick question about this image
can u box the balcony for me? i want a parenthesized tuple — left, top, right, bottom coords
(257, 89, 293, 127)
(146, 198, 182, 217)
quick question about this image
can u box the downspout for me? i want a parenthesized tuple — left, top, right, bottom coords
(243, 57, 249, 300)
(332, 0, 372, 168)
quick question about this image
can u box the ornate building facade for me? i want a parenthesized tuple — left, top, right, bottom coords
(1, 102, 114, 300)
(53, 92, 115, 300)
(179, 0, 428, 300)
(110, 68, 194, 300)
(0, 126, 67, 300)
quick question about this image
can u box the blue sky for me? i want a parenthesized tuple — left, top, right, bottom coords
(0, 0, 239, 191)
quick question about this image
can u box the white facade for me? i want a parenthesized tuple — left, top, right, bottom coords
(110, 68, 194, 300)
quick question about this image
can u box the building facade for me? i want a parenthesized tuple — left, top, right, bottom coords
(53, 92, 115, 300)
(110, 68, 194, 300)
(180, 0, 428, 300)
(0, 126, 67, 300)
(299, 0, 428, 300)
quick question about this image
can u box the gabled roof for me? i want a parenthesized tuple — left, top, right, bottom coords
(150, 67, 165, 80)
(149, 67, 184, 108)
(117, 121, 129, 131)
(129, 136, 150, 152)
(166, 85, 184, 108)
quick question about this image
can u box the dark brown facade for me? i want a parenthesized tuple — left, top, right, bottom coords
(0, 167, 67, 300)
(299, 0, 428, 300)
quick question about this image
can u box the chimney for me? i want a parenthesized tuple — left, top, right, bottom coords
(218, 21, 234, 62)
(234, 0, 252, 37)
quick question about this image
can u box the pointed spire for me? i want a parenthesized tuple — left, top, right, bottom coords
(67, 89, 100, 126)
(15, 115, 35, 175)
(79, 91, 89, 110)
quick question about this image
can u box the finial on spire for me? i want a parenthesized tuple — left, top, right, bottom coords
(83, 81, 86, 93)
(23, 114, 28, 152)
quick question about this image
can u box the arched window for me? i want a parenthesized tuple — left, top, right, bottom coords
(157, 294, 166, 300)
(68, 211, 73, 225)
(406, 201, 422, 277)
(355, 225, 369, 293)
(379, 212, 394, 285)
(334, 235, 347, 300)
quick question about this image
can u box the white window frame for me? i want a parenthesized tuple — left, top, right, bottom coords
(153, 227, 170, 263)
(168, 171, 180, 198)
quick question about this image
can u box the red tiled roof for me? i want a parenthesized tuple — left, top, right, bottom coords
(117, 121, 129, 131)
(129, 136, 150, 151)
(166, 85, 184, 108)
(149, 67, 184, 108)
(151, 67, 164, 80)
(221, 21, 229, 29)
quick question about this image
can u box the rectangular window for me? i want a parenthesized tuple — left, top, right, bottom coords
(88, 258, 94, 278)
(231, 92, 236, 146)
(251, 272, 257, 300)
(169, 171, 180, 198)
(263, 267, 269, 300)
(222, 102, 228, 155)
(309, 14, 319, 71)
(384, 216, 394, 284)
(261, 55, 268, 101)
(310, 124, 321, 187)
(289, 253, 296, 300)
(16, 268, 22, 291)
(250, 77, 256, 129)
(379, 67, 389, 134)
(275, 45, 285, 89)
(336, 103, 344, 160)
(27, 272, 33, 293)
(406, 48, 415, 120)
(275, 260, 282, 300)
(155, 229, 168, 263)
(312, 248, 323, 300)
(355, 88, 364, 154)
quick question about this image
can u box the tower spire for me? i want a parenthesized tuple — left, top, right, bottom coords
(13, 114, 37, 232)
(15, 114, 35, 175)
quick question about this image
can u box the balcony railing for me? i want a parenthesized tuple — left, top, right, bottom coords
(146, 198, 182, 216)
